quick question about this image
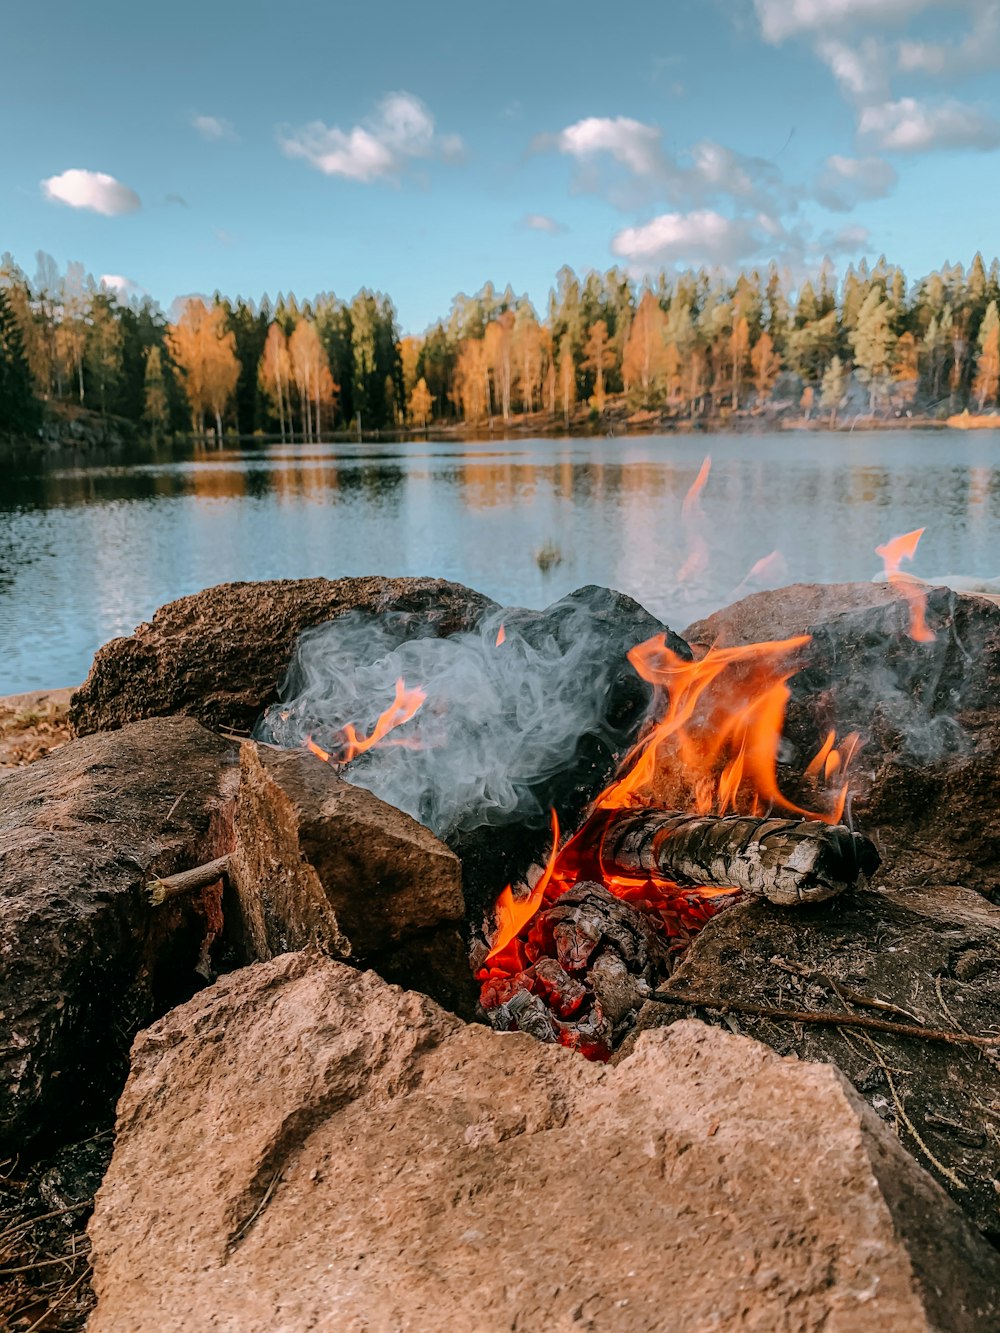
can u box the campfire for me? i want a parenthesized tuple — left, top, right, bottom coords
(280, 618, 879, 1061)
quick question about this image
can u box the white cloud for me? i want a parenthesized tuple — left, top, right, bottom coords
(756, 0, 935, 42)
(41, 169, 141, 216)
(815, 154, 898, 209)
(611, 210, 767, 268)
(279, 92, 462, 182)
(898, 4, 1000, 77)
(817, 222, 872, 255)
(191, 114, 237, 142)
(100, 274, 142, 299)
(544, 115, 787, 211)
(815, 37, 889, 102)
(522, 213, 565, 233)
(859, 96, 1000, 150)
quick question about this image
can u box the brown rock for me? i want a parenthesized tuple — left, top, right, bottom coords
(89, 950, 1000, 1332)
(686, 582, 1000, 894)
(230, 742, 473, 1015)
(70, 576, 496, 737)
(631, 883, 1000, 1237)
(0, 718, 238, 1148)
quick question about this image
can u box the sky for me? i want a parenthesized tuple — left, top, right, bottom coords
(5, 0, 1000, 332)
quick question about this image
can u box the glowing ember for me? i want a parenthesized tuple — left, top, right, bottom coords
(306, 676, 426, 766)
(876, 527, 936, 643)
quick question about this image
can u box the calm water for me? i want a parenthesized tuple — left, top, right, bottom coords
(1, 431, 999, 694)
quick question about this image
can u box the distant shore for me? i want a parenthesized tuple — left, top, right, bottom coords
(4, 406, 995, 459)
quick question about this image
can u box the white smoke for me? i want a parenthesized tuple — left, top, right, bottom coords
(257, 593, 655, 840)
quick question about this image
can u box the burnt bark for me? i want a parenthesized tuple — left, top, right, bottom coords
(601, 808, 879, 905)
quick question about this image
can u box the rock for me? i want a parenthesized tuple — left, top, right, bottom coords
(70, 576, 496, 738)
(88, 951, 1000, 1332)
(0, 718, 238, 1149)
(685, 582, 1000, 895)
(231, 742, 473, 1016)
(628, 882, 1000, 1237)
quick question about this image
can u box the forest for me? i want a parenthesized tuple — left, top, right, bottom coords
(2, 249, 1000, 442)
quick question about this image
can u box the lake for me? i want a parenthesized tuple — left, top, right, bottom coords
(1, 430, 998, 694)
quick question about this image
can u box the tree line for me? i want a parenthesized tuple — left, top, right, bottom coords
(3, 249, 1000, 440)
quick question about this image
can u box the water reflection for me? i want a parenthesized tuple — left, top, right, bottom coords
(1, 431, 999, 693)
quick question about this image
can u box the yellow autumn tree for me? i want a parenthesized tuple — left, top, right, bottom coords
(167, 299, 240, 437)
(730, 315, 751, 409)
(582, 319, 616, 412)
(973, 302, 1000, 410)
(399, 335, 422, 400)
(258, 323, 292, 441)
(558, 333, 576, 425)
(453, 338, 490, 422)
(484, 310, 515, 420)
(408, 376, 433, 427)
(289, 319, 337, 441)
(750, 330, 781, 405)
(513, 308, 544, 413)
(621, 291, 668, 407)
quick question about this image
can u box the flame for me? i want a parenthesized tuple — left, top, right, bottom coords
(486, 809, 559, 962)
(479, 630, 861, 980)
(306, 677, 427, 766)
(875, 528, 936, 643)
(677, 455, 712, 583)
(495, 623, 506, 647)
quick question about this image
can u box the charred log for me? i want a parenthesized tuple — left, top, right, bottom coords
(601, 809, 879, 906)
(485, 882, 673, 1057)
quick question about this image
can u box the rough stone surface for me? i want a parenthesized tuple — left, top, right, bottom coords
(627, 883, 1000, 1238)
(89, 950, 1000, 1333)
(230, 742, 473, 1015)
(70, 576, 496, 737)
(685, 582, 1000, 895)
(0, 718, 238, 1148)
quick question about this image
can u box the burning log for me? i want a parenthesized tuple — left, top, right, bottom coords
(600, 810, 879, 906)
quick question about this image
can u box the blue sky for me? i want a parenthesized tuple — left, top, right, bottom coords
(5, 0, 1000, 331)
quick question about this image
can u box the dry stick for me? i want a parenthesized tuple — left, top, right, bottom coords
(852, 1029, 967, 1192)
(0, 1250, 89, 1276)
(23, 1264, 91, 1333)
(651, 989, 1000, 1049)
(147, 855, 231, 907)
(770, 956, 922, 1023)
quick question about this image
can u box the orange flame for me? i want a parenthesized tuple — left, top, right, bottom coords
(677, 455, 712, 583)
(306, 677, 426, 766)
(495, 623, 506, 647)
(479, 631, 862, 968)
(486, 809, 559, 962)
(875, 528, 936, 643)
(594, 633, 853, 824)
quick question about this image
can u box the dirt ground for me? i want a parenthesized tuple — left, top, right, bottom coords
(0, 689, 75, 770)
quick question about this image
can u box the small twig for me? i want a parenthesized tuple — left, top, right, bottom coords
(770, 957, 922, 1023)
(147, 854, 231, 907)
(23, 1263, 91, 1333)
(933, 974, 965, 1032)
(163, 790, 187, 824)
(0, 1248, 90, 1276)
(229, 1169, 281, 1247)
(653, 988, 1000, 1048)
(853, 1031, 967, 1192)
(0, 1201, 89, 1246)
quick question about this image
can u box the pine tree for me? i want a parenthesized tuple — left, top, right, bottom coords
(850, 289, 897, 412)
(143, 345, 169, 437)
(0, 286, 40, 435)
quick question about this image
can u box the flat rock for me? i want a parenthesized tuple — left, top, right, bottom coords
(685, 582, 1000, 894)
(0, 718, 238, 1148)
(628, 883, 1000, 1236)
(88, 950, 1000, 1332)
(70, 576, 496, 737)
(231, 743, 473, 1016)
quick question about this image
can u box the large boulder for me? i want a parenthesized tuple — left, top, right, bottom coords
(70, 576, 496, 737)
(88, 950, 1000, 1332)
(0, 718, 238, 1148)
(231, 742, 474, 1016)
(684, 582, 1000, 895)
(626, 882, 1000, 1238)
